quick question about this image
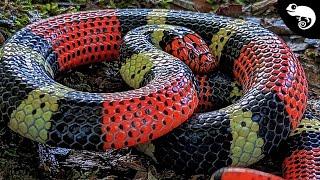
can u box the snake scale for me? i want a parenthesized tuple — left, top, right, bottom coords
(0, 9, 317, 179)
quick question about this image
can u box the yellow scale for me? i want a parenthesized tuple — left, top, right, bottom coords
(1, 43, 71, 143)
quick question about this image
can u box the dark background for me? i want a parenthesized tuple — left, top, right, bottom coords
(278, 0, 320, 38)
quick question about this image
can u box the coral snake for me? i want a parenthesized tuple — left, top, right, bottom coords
(0, 9, 313, 179)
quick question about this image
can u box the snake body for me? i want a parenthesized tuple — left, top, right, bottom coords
(0, 9, 309, 177)
(282, 100, 320, 179)
(212, 100, 320, 179)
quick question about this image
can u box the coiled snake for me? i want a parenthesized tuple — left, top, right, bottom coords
(0, 9, 312, 178)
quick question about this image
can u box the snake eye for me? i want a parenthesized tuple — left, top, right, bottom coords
(291, 4, 297, 10)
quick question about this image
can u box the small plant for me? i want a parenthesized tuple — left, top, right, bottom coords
(159, 0, 173, 9)
(39, 2, 61, 16)
(38, 2, 80, 17)
(14, 14, 30, 29)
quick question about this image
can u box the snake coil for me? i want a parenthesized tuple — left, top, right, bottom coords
(0, 9, 308, 175)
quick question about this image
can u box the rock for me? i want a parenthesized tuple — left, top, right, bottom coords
(244, 16, 261, 25)
(251, 0, 277, 15)
(305, 38, 320, 48)
(171, 0, 212, 12)
(286, 41, 309, 53)
(260, 18, 293, 35)
(283, 35, 320, 53)
(38, 144, 64, 175)
(216, 4, 243, 17)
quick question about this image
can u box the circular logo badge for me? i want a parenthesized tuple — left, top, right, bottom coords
(278, 0, 319, 38)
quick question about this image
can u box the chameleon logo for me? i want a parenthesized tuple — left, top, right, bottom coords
(286, 4, 316, 30)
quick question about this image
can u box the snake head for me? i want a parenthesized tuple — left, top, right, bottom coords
(164, 33, 217, 74)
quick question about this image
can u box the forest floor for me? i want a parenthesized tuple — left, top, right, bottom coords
(0, 0, 319, 179)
